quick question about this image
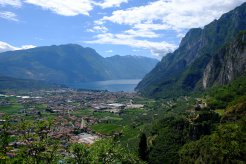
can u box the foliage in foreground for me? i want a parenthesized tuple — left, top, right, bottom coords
(179, 119, 246, 163)
(144, 75, 246, 163)
(0, 118, 144, 164)
(68, 139, 144, 164)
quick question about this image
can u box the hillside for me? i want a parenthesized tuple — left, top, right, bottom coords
(0, 76, 62, 90)
(136, 2, 246, 98)
(145, 73, 246, 163)
(105, 55, 158, 79)
(0, 44, 158, 83)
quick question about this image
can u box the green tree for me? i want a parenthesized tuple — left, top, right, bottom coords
(148, 116, 190, 164)
(0, 116, 12, 161)
(15, 119, 61, 164)
(138, 133, 148, 161)
(89, 139, 144, 164)
(179, 120, 246, 163)
(67, 143, 90, 164)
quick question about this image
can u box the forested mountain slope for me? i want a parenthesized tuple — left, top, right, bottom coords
(0, 44, 158, 83)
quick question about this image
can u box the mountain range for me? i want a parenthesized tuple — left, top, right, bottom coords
(136, 2, 246, 98)
(0, 76, 63, 90)
(0, 44, 158, 83)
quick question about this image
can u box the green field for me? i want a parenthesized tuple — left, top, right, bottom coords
(0, 104, 23, 114)
(35, 103, 48, 110)
(91, 123, 122, 135)
(72, 108, 94, 116)
(214, 109, 225, 116)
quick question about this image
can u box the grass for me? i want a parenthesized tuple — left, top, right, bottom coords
(72, 108, 94, 117)
(123, 108, 146, 115)
(35, 104, 48, 110)
(104, 116, 123, 121)
(91, 123, 122, 135)
(121, 125, 140, 140)
(133, 98, 156, 105)
(118, 125, 143, 152)
(0, 104, 23, 114)
(215, 109, 225, 116)
(93, 111, 120, 119)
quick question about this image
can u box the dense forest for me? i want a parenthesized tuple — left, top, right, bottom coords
(146, 74, 246, 163)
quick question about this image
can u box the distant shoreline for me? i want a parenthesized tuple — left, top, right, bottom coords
(65, 79, 141, 92)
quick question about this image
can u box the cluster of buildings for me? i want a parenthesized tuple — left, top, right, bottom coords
(0, 89, 144, 145)
(92, 102, 144, 114)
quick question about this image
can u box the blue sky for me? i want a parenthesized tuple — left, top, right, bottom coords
(0, 0, 245, 59)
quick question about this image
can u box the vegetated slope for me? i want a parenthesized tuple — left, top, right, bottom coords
(0, 76, 62, 89)
(136, 2, 246, 98)
(178, 74, 246, 163)
(0, 44, 158, 83)
(145, 73, 246, 163)
(0, 44, 107, 83)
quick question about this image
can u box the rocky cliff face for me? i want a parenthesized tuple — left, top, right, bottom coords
(203, 32, 246, 88)
(136, 2, 246, 98)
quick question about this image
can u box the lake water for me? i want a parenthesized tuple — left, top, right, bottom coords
(66, 79, 141, 92)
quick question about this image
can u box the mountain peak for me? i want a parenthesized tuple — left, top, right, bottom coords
(0, 45, 158, 83)
(136, 2, 246, 98)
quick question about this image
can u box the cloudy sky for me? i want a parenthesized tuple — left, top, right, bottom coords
(0, 0, 245, 58)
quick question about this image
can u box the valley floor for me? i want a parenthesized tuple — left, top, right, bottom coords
(0, 77, 245, 163)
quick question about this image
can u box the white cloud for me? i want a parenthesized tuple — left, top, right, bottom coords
(89, 0, 245, 57)
(24, 0, 93, 16)
(87, 25, 108, 33)
(95, 0, 128, 9)
(177, 33, 185, 39)
(0, 0, 21, 7)
(0, 41, 36, 53)
(0, 0, 129, 18)
(0, 11, 18, 21)
(124, 29, 160, 38)
(133, 23, 170, 31)
(88, 26, 160, 39)
(105, 49, 113, 53)
(100, 0, 245, 30)
(85, 33, 177, 57)
(1, 0, 244, 58)
(0, 41, 17, 52)
(19, 45, 36, 49)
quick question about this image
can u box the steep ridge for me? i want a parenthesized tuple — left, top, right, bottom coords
(136, 2, 246, 98)
(203, 31, 246, 88)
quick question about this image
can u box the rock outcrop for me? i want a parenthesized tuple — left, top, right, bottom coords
(136, 2, 246, 98)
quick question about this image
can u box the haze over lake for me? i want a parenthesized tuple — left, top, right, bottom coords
(66, 79, 141, 92)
